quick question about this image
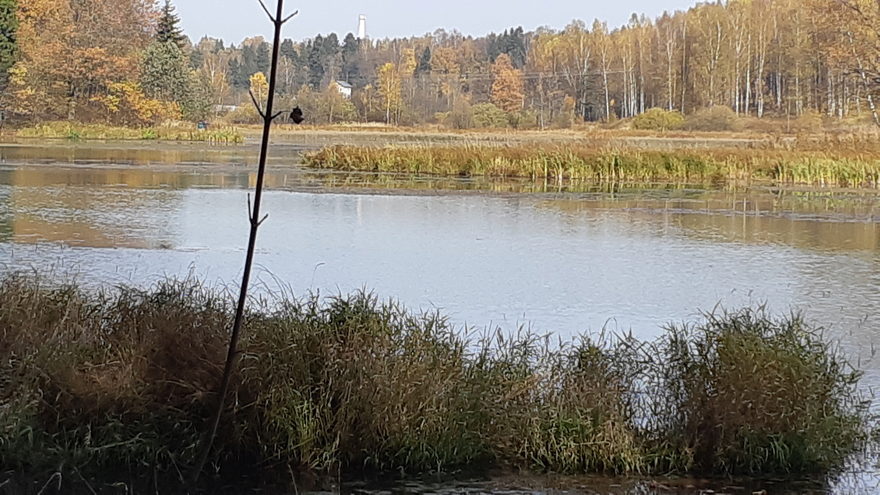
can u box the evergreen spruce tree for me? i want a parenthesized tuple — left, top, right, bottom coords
(254, 41, 270, 75)
(156, 0, 186, 48)
(341, 33, 360, 84)
(0, 0, 17, 88)
(416, 47, 432, 76)
(307, 36, 325, 88)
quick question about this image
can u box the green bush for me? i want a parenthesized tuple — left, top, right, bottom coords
(632, 108, 685, 131)
(684, 106, 743, 132)
(472, 103, 510, 128)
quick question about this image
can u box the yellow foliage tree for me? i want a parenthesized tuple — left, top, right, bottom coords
(92, 81, 181, 126)
(249, 72, 269, 107)
(490, 54, 524, 113)
(377, 62, 402, 124)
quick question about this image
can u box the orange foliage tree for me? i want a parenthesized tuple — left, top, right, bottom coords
(490, 53, 524, 113)
(8, 0, 157, 121)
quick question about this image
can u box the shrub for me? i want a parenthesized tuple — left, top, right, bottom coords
(472, 103, 510, 128)
(684, 106, 743, 132)
(632, 108, 685, 131)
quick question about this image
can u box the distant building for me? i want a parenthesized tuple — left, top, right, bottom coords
(214, 104, 239, 113)
(335, 81, 353, 99)
(357, 15, 367, 40)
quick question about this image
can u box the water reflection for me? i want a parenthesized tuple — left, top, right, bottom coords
(0, 141, 296, 167)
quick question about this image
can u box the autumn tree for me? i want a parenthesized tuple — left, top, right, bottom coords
(249, 71, 269, 105)
(377, 62, 402, 124)
(195, 37, 232, 106)
(7, 0, 156, 121)
(92, 81, 181, 125)
(431, 46, 460, 107)
(490, 53, 524, 113)
(811, 0, 880, 125)
(593, 20, 613, 120)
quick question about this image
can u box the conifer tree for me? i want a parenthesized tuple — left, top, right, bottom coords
(0, 0, 17, 88)
(157, 0, 186, 48)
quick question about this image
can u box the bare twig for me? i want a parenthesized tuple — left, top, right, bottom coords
(191, 0, 295, 482)
(281, 10, 299, 24)
(257, 0, 275, 21)
(248, 89, 265, 118)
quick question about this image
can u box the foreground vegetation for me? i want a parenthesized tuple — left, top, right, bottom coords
(305, 144, 880, 188)
(14, 122, 244, 143)
(0, 276, 872, 491)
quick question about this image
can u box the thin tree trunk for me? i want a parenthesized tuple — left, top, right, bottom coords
(851, 35, 880, 127)
(191, 0, 296, 481)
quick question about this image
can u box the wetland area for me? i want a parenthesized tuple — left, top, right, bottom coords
(2, 136, 880, 494)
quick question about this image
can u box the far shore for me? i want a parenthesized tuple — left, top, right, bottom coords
(8, 121, 880, 152)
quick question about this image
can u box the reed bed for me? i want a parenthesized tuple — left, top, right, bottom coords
(304, 144, 880, 188)
(0, 275, 872, 491)
(16, 122, 244, 144)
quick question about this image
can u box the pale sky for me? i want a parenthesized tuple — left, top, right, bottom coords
(175, 0, 700, 43)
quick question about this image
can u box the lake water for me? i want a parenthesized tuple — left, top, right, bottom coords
(2, 142, 880, 493)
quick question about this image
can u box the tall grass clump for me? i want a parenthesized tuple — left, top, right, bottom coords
(0, 275, 872, 490)
(484, 333, 645, 474)
(304, 144, 880, 188)
(642, 308, 873, 475)
(0, 275, 231, 485)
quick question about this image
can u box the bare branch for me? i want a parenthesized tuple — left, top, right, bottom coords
(249, 89, 266, 118)
(270, 111, 285, 121)
(247, 194, 253, 220)
(257, 0, 276, 22)
(257, 214, 269, 227)
(281, 10, 299, 24)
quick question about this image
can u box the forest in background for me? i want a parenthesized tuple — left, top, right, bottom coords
(1, 0, 880, 130)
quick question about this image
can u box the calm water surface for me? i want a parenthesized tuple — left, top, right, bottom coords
(1, 142, 880, 493)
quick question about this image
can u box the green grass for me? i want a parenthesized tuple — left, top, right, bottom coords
(304, 144, 880, 188)
(0, 275, 872, 491)
(15, 122, 244, 144)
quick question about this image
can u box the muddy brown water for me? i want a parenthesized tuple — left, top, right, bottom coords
(1, 141, 879, 494)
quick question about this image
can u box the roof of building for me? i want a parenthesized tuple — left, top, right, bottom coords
(335, 81, 353, 89)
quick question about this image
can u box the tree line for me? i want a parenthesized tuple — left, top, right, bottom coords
(1, 0, 879, 129)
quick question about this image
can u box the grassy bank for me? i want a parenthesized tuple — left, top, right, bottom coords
(304, 144, 880, 188)
(0, 276, 872, 491)
(15, 122, 244, 144)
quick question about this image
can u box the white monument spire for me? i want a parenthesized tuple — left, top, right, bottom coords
(357, 15, 367, 40)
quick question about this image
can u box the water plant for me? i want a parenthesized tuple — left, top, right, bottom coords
(304, 144, 880, 188)
(16, 122, 244, 144)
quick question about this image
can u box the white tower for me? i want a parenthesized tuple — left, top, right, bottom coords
(357, 15, 367, 40)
